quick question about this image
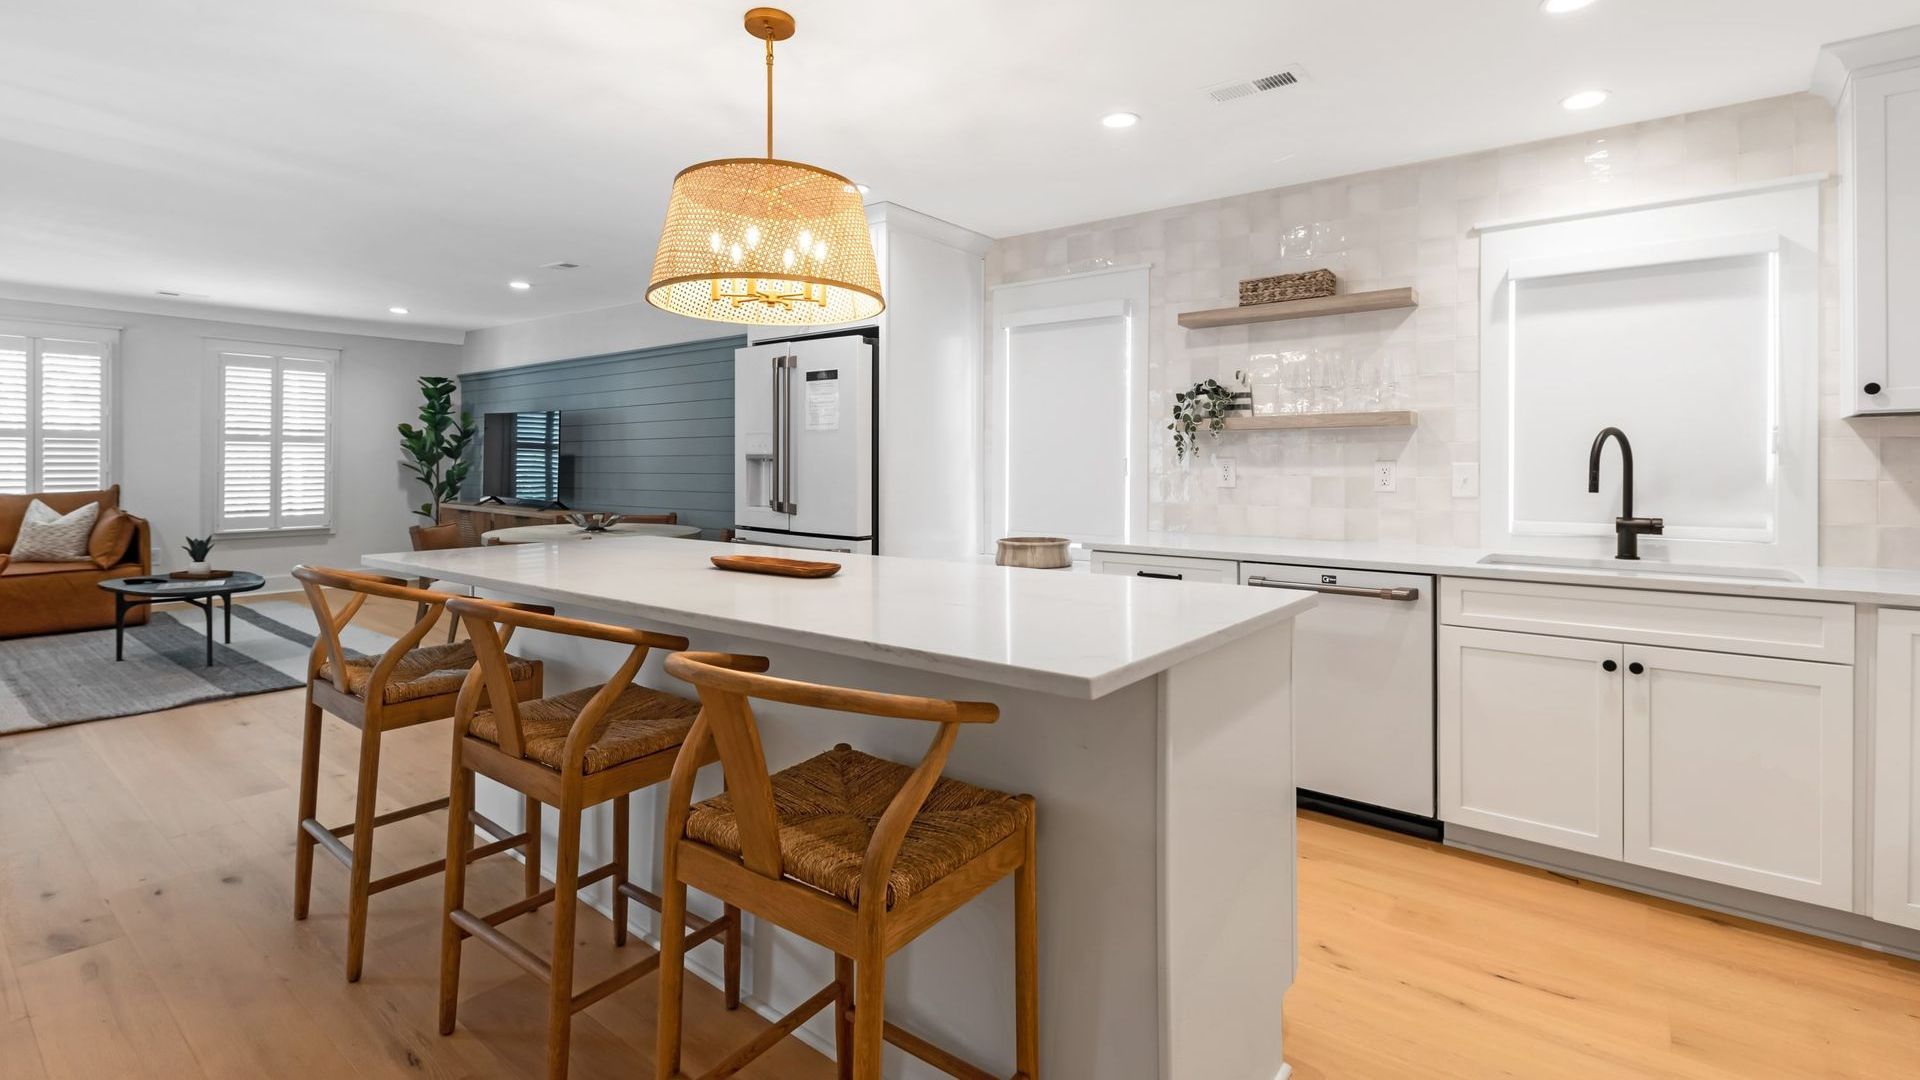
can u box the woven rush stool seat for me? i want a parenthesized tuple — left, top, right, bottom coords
(468, 683, 700, 774)
(319, 640, 535, 704)
(686, 745, 1030, 909)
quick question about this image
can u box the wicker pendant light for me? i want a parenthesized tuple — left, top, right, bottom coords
(646, 8, 883, 326)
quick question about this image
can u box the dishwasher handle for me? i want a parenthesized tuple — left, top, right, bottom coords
(1246, 576, 1420, 602)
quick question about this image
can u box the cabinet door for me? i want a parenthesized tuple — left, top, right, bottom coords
(1439, 627, 1623, 857)
(1874, 609, 1920, 929)
(1852, 66, 1920, 413)
(1623, 645, 1853, 909)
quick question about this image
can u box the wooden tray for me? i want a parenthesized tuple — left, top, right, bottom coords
(710, 555, 841, 578)
(169, 569, 236, 580)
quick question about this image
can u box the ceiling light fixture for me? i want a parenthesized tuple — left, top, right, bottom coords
(1101, 111, 1140, 129)
(646, 7, 883, 326)
(508, 280, 532, 290)
(1560, 88, 1610, 111)
(388, 306, 409, 315)
(1540, 0, 1597, 12)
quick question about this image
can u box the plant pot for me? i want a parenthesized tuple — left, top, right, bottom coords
(188, 561, 211, 574)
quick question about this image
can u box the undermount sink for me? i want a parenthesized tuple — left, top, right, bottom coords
(1477, 553, 1803, 583)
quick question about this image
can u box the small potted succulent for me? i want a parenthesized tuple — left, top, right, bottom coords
(182, 535, 216, 575)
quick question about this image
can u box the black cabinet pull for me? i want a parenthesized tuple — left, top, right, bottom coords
(1602, 659, 1618, 672)
(1865, 382, 1883, 395)
(1136, 570, 1183, 580)
(1628, 661, 1645, 675)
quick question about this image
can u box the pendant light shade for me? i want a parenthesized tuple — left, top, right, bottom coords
(646, 9, 884, 326)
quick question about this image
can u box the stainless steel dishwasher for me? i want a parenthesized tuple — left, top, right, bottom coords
(1243, 562, 1438, 838)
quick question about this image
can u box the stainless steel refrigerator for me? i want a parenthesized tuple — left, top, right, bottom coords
(733, 332, 876, 553)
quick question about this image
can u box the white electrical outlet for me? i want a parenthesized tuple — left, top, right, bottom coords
(1373, 461, 1396, 492)
(1216, 456, 1237, 488)
(1452, 462, 1479, 498)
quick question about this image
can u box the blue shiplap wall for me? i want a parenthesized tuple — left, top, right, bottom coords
(458, 335, 745, 535)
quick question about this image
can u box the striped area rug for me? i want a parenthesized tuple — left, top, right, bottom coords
(0, 600, 396, 735)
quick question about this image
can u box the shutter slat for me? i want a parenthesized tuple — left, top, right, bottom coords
(0, 436, 25, 495)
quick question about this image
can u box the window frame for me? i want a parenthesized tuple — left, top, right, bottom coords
(0, 318, 120, 495)
(206, 339, 340, 537)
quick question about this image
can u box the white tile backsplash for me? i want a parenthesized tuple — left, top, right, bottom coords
(987, 92, 1920, 568)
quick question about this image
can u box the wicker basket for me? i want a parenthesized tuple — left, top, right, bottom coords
(1239, 268, 1336, 306)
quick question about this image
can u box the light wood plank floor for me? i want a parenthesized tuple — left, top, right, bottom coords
(3, 595, 1918, 1078)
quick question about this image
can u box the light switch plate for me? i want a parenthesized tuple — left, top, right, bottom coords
(1373, 461, 1396, 493)
(1452, 462, 1479, 498)
(1216, 456, 1237, 488)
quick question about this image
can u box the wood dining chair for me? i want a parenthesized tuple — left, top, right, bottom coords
(439, 597, 742, 1080)
(291, 565, 547, 982)
(409, 522, 469, 644)
(620, 512, 679, 525)
(656, 652, 1039, 1080)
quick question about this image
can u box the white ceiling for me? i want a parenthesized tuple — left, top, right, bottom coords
(3, 0, 1918, 335)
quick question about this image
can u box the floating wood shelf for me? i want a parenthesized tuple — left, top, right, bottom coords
(1177, 287, 1418, 329)
(1221, 411, 1418, 431)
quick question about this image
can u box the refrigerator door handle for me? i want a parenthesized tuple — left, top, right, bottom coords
(779, 355, 798, 515)
(768, 355, 787, 514)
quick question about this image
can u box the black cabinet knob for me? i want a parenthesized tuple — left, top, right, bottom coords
(1628, 661, 1645, 675)
(1602, 659, 1618, 672)
(1865, 382, 1883, 395)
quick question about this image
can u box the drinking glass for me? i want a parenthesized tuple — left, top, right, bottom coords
(1311, 348, 1349, 413)
(1279, 351, 1313, 415)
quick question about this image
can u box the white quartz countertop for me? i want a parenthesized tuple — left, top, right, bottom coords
(1089, 532, 1920, 607)
(363, 537, 1314, 699)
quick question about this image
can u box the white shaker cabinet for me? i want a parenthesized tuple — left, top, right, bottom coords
(1438, 626, 1624, 858)
(1874, 608, 1920, 930)
(1623, 645, 1854, 909)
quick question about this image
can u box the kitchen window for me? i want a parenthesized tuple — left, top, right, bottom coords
(0, 321, 117, 494)
(211, 340, 337, 534)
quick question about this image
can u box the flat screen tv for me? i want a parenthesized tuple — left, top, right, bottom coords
(482, 410, 563, 503)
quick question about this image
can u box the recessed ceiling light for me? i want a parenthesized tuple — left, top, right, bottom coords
(1541, 0, 1597, 13)
(1560, 89, 1610, 111)
(1101, 111, 1140, 129)
(388, 306, 409, 315)
(508, 280, 532, 290)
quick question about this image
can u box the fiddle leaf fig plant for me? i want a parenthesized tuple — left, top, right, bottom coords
(398, 376, 478, 520)
(1169, 371, 1248, 461)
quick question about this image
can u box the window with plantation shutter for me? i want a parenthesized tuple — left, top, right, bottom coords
(212, 341, 336, 533)
(0, 323, 117, 495)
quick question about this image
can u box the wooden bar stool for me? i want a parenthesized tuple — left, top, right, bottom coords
(439, 597, 743, 1080)
(291, 566, 547, 982)
(409, 522, 471, 644)
(657, 652, 1039, 1080)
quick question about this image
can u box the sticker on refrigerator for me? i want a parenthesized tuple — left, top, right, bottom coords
(804, 369, 839, 430)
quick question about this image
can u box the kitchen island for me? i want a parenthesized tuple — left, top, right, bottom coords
(365, 536, 1313, 1080)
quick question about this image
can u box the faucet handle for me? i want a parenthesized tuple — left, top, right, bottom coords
(1621, 516, 1664, 535)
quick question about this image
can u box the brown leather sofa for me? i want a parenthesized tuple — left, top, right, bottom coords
(0, 485, 152, 639)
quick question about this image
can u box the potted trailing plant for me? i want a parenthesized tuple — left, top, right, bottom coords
(182, 535, 215, 575)
(1169, 371, 1249, 461)
(398, 376, 478, 521)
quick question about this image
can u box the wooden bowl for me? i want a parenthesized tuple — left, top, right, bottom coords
(995, 536, 1072, 569)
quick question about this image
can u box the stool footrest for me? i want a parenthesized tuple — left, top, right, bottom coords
(613, 880, 719, 936)
(473, 863, 618, 930)
(450, 909, 549, 981)
(695, 980, 838, 1080)
(325, 795, 451, 838)
(369, 830, 528, 896)
(882, 1020, 998, 1080)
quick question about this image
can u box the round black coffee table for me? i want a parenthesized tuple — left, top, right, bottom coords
(98, 572, 267, 667)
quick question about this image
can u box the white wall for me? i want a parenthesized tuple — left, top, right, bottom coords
(0, 295, 462, 586)
(459, 299, 716, 372)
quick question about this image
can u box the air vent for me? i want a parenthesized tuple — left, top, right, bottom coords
(1205, 67, 1308, 104)
(541, 261, 582, 271)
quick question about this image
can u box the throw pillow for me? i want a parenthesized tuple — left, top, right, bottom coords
(88, 509, 135, 569)
(10, 499, 100, 562)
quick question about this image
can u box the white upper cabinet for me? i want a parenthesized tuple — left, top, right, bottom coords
(1820, 28, 1920, 415)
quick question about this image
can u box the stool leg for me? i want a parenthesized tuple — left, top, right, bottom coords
(523, 794, 543, 897)
(611, 794, 629, 947)
(439, 762, 475, 1035)
(852, 940, 886, 1080)
(292, 694, 323, 921)
(834, 954, 855, 1080)
(655, 857, 689, 1080)
(344, 720, 384, 983)
(546, 794, 583, 1080)
(723, 903, 741, 1009)
(1014, 799, 1040, 1079)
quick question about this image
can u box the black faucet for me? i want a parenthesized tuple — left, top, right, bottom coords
(1588, 427, 1664, 560)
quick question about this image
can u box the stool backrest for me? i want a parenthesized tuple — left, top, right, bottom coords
(410, 522, 466, 551)
(449, 596, 689, 773)
(662, 651, 998, 904)
(291, 565, 450, 697)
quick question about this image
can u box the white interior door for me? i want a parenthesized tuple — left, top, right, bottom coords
(1875, 609, 1920, 929)
(1439, 626, 1624, 857)
(1622, 644, 1852, 909)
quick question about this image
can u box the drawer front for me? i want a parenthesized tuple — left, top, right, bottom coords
(1089, 550, 1238, 585)
(1440, 577, 1853, 663)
